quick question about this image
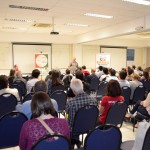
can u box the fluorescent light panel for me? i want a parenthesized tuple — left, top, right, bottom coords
(2, 26, 27, 30)
(5, 18, 33, 22)
(65, 23, 88, 27)
(122, 0, 150, 6)
(9, 5, 49, 11)
(84, 13, 113, 19)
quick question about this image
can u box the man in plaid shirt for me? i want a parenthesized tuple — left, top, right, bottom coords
(66, 78, 97, 130)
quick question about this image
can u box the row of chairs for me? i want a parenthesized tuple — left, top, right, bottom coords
(32, 99, 128, 150)
(0, 101, 127, 149)
(32, 125, 121, 150)
(0, 90, 67, 118)
(32, 124, 150, 150)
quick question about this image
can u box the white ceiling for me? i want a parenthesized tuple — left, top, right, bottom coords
(0, 0, 150, 37)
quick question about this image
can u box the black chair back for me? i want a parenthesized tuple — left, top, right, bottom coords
(23, 92, 34, 103)
(96, 81, 107, 100)
(84, 125, 122, 150)
(142, 126, 150, 150)
(89, 77, 99, 91)
(63, 75, 72, 91)
(0, 93, 17, 117)
(50, 90, 67, 113)
(122, 86, 131, 106)
(10, 84, 23, 102)
(14, 80, 27, 96)
(105, 101, 128, 127)
(143, 80, 150, 93)
(72, 105, 99, 137)
(132, 85, 145, 104)
(0, 111, 28, 148)
(51, 84, 65, 94)
(31, 134, 71, 150)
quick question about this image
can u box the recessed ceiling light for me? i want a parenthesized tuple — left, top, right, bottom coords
(4, 18, 33, 22)
(122, 0, 150, 6)
(84, 13, 113, 19)
(65, 23, 88, 27)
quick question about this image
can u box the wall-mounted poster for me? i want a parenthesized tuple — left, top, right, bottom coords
(35, 53, 48, 68)
(96, 53, 111, 68)
(127, 49, 134, 66)
(127, 49, 134, 61)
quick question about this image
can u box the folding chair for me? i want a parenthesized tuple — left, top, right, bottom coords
(31, 134, 71, 150)
(0, 111, 28, 148)
(50, 90, 67, 117)
(71, 105, 99, 147)
(122, 86, 131, 106)
(0, 93, 17, 117)
(105, 100, 128, 128)
(23, 92, 34, 103)
(130, 85, 145, 106)
(84, 125, 122, 150)
(14, 80, 27, 96)
(96, 81, 107, 100)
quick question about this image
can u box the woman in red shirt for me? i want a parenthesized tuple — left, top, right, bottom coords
(99, 80, 124, 124)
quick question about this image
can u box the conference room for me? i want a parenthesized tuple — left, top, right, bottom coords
(0, 0, 150, 150)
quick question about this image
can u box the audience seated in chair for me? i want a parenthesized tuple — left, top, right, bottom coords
(81, 65, 90, 76)
(98, 80, 124, 124)
(0, 75, 20, 101)
(86, 68, 99, 85)
(16, 80, 58, 119)
(118, 70, 130, 88)
(13, 71, 27, 85)
(8, 69, 16, 85)
(95, 65, 104, 78)
(129, 73, 143, 100)
(45, 71, 52, 82)
(106, 68, 118, 82)
(66, 78, 97, 147)
(126, 67, 134, 81)
(100, 67, 109, 82)
(47, 69, 65, 95)
(19, 92, 70, 150)
(67, 71, 89, 98)
(126, 92, 150, 123)
(26, 69, 40, 93)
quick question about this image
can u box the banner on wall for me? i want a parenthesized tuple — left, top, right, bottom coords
(35, 53, 48, 68)
(96, 53, 111, 68)
(126, 49, 134, 66)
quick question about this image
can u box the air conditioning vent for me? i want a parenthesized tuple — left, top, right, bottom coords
(33, 23, 52, 28)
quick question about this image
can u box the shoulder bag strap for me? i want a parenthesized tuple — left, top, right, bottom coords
(37, 117, 59, 140)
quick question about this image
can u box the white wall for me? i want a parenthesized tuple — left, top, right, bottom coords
(0, 41, 148, 75)
(82, 45, 100, 69)
(0, 43, 12, 75)
(52, 44, 73, 73)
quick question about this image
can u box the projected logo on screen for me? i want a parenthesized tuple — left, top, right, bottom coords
(35, 54, 48, 68)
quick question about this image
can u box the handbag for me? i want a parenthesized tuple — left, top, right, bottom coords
(37, 117, 61, 140)
(132, 121, 150, 150)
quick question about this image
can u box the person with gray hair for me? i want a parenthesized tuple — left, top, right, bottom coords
(16, 80, 58, 119)
(66, 78, 97, 147)
(66, 79, 97, 148)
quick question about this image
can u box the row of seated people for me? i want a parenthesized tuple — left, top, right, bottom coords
(1, 72, 150, 149)
(6, 63, 150, 103)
